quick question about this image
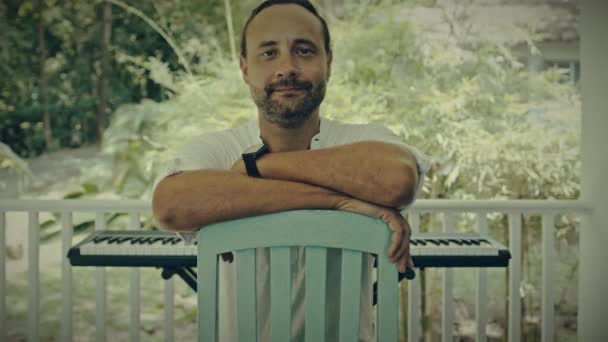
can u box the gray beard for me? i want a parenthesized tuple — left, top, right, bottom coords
(254, 81, 326, 129)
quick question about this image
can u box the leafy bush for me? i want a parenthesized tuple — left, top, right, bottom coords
(103, 1, 580, 202)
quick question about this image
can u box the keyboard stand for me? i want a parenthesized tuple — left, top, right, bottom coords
(160, 266, 198, 292)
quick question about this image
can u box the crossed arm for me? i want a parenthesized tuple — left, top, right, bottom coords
(152, 140, 420, 272)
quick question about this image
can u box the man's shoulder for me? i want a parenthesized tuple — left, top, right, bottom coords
(321, 117, 397, 145)
(181, 119, 258, 149)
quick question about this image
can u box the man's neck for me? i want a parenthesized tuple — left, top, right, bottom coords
(258, 113, 321, 152)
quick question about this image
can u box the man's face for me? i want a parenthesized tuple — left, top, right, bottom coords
(240, 4, 332, 129)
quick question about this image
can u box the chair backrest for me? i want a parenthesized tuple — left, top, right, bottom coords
(197, 210, 398, 342)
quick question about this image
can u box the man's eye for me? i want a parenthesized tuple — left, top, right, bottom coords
(298, 48, 313, 55)
(262, 50, 276, 57)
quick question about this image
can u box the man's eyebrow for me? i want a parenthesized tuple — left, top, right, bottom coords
(256, 38, 319, 50)
(294, 38, 319, 49)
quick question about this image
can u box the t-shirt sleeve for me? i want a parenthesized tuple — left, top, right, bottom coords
(357, 124, 431, 210)
(153, 133, 228, 191)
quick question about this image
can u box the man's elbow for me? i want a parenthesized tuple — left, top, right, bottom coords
(152, 179, 188, 232)
(385, 163, 418, 208)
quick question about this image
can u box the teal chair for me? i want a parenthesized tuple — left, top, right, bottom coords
(197, 210, 399, 342)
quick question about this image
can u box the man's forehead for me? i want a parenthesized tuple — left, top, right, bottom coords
(247, 4, 323, 48)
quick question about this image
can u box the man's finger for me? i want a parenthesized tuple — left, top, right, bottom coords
(387, 221, 403, 260)
(393, 215, 411, 262)
(398, 257, 407, 273)
(408, 256, 415, 269)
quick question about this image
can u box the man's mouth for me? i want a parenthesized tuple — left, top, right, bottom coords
(274, 87, 305, 92)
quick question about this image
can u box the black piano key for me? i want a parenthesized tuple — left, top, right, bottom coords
(428, 239, 440, 245)
(438, 239, 449, 245)
(117, 237, 131, 243)
(161, 238, 173, 245)
(108, 237, 121, 244)
(411, 240, 419, 246)
(461, 239, 472, 245)
(170, 238, 181, 245)
(469, 239, 481, 245)
(130, 237, 143, 244)
(447, 239, 463, 245)
(93, 236, 109, 244)
(417, 240, 427, 246)
(151, 237, 164, 244)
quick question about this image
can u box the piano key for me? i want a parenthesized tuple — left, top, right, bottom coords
(130, 237, 142, 244)
(93, 236, 109, 244)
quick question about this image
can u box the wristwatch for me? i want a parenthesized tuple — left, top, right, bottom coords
(242, 144, 270, 177)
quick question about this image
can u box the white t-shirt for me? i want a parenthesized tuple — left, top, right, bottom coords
(156, 116, 430, 342)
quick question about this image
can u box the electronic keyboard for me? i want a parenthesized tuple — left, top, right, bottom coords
(67, 230, 510, 268)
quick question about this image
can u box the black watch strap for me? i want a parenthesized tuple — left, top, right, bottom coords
(242, 144, 269, 177)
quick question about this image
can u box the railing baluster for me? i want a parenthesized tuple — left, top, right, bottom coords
(129, 213, 141, 342)
(164, 277, 174, 342)
(476, 213, 488, 342)
(61, 212, 73, 342)
(542, 213, 555, 342)
(508, 213, 522, 342)
(0, 211, 5, 341)
(407, 211, 421, 342)
(28, 211, 40, 342)
(442, 213, 455, 342)
(95, 212, 106, 342)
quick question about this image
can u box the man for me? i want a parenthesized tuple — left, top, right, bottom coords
(152, 0, 430, 340)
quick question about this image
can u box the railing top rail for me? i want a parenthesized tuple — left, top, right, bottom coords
(0, 199, 592, 213)
(410, 199, 592, 213)
(0, 199, 149, 212)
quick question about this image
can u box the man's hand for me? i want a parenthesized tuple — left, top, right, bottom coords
(335, 197, 413, 273)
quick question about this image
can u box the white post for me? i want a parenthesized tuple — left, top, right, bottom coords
(129, 213, 141, 342)
(442, 213, 455, 342)
(541, 213, 555, 342)
(61, 212, 73, 342)
(407, 211, 421, 342)
(508, 213, 521, 342)
(579, 1, 608, 340)
(95, 213, 106, 342)
(476, 213, 488, 342)
(28, 211, 40, 342)
(0, 211, 5, 341)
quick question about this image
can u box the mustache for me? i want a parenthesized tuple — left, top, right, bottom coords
(265, 79, 312, 93)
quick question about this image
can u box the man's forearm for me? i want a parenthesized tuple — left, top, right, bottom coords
(256, 141, 419, 208)
(152, 169, 347, 232)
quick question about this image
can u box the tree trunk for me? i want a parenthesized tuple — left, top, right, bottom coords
(96, 0, 112, 144)
(38, 0, 52, 148)
(223, 0, 236, 64)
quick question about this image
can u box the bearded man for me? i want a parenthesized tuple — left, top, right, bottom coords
(153, 1, 430, 340)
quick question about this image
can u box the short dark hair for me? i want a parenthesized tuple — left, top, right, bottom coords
(240, 0, 332, 58)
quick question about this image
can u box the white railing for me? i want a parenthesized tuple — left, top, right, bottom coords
(0, 199, 592, 342)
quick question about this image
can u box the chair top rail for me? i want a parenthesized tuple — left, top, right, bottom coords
(0, 199, 591, 213)
(198, 210, 391, 254)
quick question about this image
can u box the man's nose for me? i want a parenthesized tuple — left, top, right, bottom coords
(275, 54, 300, 79)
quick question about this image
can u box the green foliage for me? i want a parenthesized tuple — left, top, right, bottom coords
(1, 0, 241, 157)
(102, 1, 580, 203)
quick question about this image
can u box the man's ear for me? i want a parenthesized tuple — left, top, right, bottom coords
(240, 55, 250, 84)
(326, 50, 333, 81)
